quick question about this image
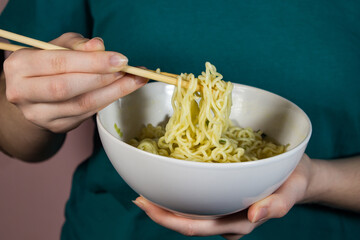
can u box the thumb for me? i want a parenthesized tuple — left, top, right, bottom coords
(248, 174, 307, 223)
(50, 32, 105, 51)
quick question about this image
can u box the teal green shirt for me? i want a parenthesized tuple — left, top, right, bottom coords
(1, 0, 359, 239)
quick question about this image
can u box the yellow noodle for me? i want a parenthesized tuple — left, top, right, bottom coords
(128, 62, 288, 163)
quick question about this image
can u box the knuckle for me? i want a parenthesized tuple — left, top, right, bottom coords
(60, 32, 81, 40)
(275, 197, 290, 218)
(47, 121, 62, 133)
(76, 95, 95, 113)
(5, 85, 21, 103)
(47, 121, 66, 133)
(52, 32, 85, 49)
(96, 74, 113, 86)
(48, 125, 60, 133)
(3, 58, 13, 73)
(50, 55, 67, 72)
(95, 74, 107, 86)
(62, 32, 87, 50)
(3, 54, 20, 73)
(182, 223, 196, 237)
(48, 79, 69, 100)
(22, 107, 38, 123)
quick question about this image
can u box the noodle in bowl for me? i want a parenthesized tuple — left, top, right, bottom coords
(97, 80, 311, 218)
(130, 63, 288, 163)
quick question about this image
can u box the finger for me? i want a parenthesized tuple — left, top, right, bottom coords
(14, 72, 125, 103)
(22, 74, 148, 121)
(133, 197, 256, 237)
(50, 32, 89, 50)
(19, 100, 96, 133)
(32, 114, 88, 133)
(62, 74, 148, 117)
(8, 48, 128, 76)
(50, 33, 105, 51)
(81, 37, 105, 51)
(248, 174, 307, 223)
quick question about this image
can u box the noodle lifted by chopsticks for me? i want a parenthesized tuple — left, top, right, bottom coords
(129, 62, 287, 163)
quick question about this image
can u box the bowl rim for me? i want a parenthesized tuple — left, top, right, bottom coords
(96, 82, 312, 169)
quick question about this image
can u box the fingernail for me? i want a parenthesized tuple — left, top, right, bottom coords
(93, 37, 104, 43)
(253, 207, 268, 223)
(110, 54, 128, 67)
(134, 76, 148, 85)
(132, 199, 145, 210)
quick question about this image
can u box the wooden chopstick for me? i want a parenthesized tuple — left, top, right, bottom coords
(0, 29, 198, 90)
(0, 41, 27, 51)
(0, 41, 182, 87)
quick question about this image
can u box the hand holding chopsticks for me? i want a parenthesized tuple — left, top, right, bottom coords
(1, 31, 169, 133)
(0, 29, 198, 90)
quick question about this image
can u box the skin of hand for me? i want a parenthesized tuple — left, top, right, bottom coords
(0, 33, 148, 161)
(133, 154, 360, 240)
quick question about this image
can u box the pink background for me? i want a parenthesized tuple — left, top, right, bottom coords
(0, 1, 95, 239)
(0, 119, 94, 240)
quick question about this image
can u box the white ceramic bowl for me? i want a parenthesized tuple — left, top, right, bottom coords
(97, 82, 311, 218)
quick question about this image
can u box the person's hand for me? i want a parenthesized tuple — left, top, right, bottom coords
(133, 154, 314, 240)
(3, 32, 148, 133)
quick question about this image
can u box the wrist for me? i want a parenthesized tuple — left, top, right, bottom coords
(301, 159, 330, 204)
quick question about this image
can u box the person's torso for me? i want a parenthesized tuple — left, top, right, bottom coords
(1, 0, 359, 239)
